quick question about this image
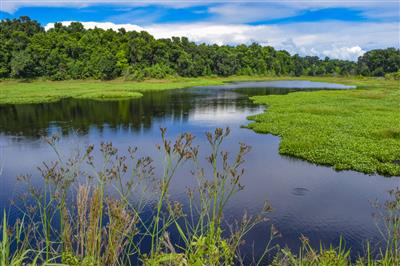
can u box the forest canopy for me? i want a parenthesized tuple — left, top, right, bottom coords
(1, 16, 399, 80)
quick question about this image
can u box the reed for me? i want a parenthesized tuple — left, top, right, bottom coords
(0, 128, 398, 265)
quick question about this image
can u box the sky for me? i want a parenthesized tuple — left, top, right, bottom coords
(1, 0, 399, 61)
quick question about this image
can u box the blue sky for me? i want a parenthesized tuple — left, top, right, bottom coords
(1, 1, 399, 60)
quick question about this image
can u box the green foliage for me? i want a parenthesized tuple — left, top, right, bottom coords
(1, 16, 399, 81)
(1, 210, 38, 266)
(272, 237, 351, 266)
(10, 50, 35, 78)
(358, 48, 400, 77)
(1, 210, 9, 266)
(124, 64, 175, 80)
(187, 230, 235, 265)
(143, 63, 175, 79)
(247, 77, 400, 176)
(385, 70, 400, 80)
(145, 230, 235, 266)
(89, 49, 119, 80)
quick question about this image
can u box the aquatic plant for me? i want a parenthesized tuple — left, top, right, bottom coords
(247, 78, 400, 176)
(9, 128, 272, 265)
(1, 128, 399, 265)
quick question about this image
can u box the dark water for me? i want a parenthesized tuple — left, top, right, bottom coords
(0, 80, 397, 260)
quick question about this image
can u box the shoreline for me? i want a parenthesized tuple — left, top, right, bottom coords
(0, 75, 372, 105)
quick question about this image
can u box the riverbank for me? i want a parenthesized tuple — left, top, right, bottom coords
(247, 77, 400, 176)
(0, 76, 280, 105)
(0, 75, 379, 105)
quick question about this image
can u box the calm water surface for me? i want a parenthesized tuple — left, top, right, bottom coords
(0, 80, 397, 260)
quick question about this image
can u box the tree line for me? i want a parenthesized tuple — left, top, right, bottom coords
(1, 16, 399, 80)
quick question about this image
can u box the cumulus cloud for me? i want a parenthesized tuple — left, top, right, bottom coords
(44, 21, 145, 32)
(322, 46, 365, 61)
(45, 20, 398, 61)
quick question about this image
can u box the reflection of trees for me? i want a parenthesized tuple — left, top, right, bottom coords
(233, 87, 316, 97)
(0, 148, 3, 176)
(0, 89, 257, 138)
(0, 91, 187, 137)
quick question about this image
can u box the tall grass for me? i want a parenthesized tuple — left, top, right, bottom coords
(272, 188, 400, 266)
(5, 128, 273, 265)
(0, 128, 399, 265)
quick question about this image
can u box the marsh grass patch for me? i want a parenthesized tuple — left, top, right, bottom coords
(247, 78, 400, 176)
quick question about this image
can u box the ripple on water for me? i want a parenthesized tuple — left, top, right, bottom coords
(291, 187, 310, 196)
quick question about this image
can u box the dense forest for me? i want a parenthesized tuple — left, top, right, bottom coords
(1, 16, 399, 80)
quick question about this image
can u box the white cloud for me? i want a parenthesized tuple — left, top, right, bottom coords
(322, 46, 365, 61)
(45, 20, 398, 61)
(44, 21, 144, 32)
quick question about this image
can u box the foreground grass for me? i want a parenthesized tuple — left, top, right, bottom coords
(1, 129, 399, 265)
(247, 77, 400, 176)
(0, 76, 274, 104)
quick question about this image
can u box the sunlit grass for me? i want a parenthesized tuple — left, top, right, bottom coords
(1, 75, 381, 105)
(247, 77, 400, 176)
(0, 76, 277, 104)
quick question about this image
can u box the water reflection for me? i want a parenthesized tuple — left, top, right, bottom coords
(0, 80, 355, 138)
(0, 80, 396, 261)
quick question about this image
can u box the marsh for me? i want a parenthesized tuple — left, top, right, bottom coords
(0, 80, 396, 259)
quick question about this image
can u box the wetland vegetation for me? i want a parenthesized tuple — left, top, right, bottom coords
(247, 77, 400, 176)
(1, 129, 399, 265)
(0, 76, 295, 105)
(1, 15, 400, 266)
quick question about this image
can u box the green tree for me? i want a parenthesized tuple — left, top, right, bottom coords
(89, 49, 119, 80)
(10, 50, 35, 78)
(2, 16, 398, 80)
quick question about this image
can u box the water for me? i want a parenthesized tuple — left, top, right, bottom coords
(0, 80, 397, 260)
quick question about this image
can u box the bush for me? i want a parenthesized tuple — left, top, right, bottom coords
(10, 50, 36, 78)
(385, 71, 400, 80)
(124, 64, 176, 81)
(89, 50, 120, 80)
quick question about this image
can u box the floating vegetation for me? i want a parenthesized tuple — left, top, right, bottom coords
(247, 77, 400, 176)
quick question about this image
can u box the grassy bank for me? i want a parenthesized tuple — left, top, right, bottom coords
(0, 76, 276, 105)
(247, 77, 400, 176)
(0, 75, 376, 105)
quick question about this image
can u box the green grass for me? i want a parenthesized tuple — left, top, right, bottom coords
(0, 76, 273, 105)
(247, 77, 400, 176)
